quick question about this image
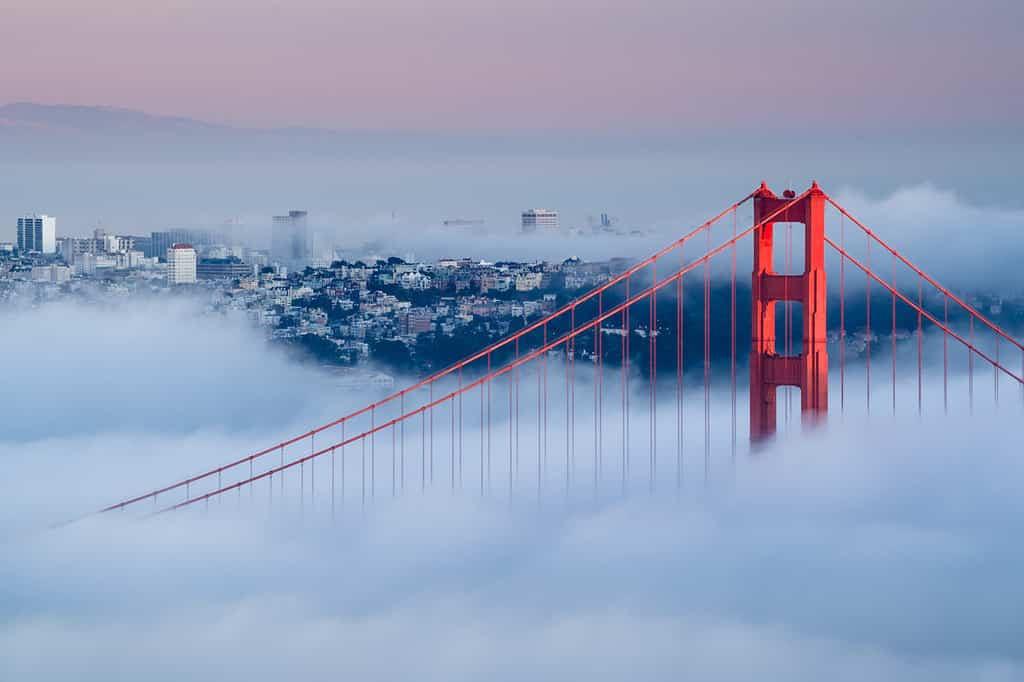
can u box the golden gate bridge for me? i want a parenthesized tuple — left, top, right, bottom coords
(92, 182, 1024, 518)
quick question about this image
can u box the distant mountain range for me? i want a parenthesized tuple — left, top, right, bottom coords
(0, 102, 230, 134)
(5, 101, 1013, 174)
(0, 101, 611, 161)
(0, 101, 739, 162)
(0, 101, 499, 161)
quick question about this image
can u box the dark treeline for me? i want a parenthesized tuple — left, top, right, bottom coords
(286, 280, 1021, 378)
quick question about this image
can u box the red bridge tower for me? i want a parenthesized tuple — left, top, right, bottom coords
(750, 182, 828, 441)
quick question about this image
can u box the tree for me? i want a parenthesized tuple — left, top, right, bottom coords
(285, 334, 345, 365)
(370, 338, 415, 372)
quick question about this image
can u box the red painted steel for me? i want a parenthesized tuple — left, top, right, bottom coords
(749, 182, 828, 442)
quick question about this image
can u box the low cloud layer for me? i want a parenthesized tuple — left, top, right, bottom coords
(831, 184, 1024, 293)
(3, 415, 1024, 681)
(300, 183, 1024, 295)
(1, 297, 1023, 680)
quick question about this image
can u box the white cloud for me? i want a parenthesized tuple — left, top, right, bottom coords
(830, 185, 1024, 292)
(3, 410, 1024, 680)
(2, 239, 1023, 680)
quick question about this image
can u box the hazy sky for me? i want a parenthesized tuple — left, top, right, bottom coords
(4, 0, 1022, 131)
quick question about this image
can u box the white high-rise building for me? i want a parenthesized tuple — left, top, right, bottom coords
(17, 214, 57, 253)
(166, 243, 197, 284)
(521, 209, 559, 233)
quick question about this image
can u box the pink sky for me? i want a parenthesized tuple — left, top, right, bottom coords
(3, 0, 1021, 131)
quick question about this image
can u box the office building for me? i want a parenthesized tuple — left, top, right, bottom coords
(17, 214, 57, 253)
(151, 231, 184, 260)
(197, 257, 252, 280)
(150, 229, 217, 260)
(126, 235, 152, 257)
(57, 237, 97, 264)
(117, 250, 146, 269)
(271, 210, 310, 269)
(521, 209, 559, 233)
(31, 264, 72, 283)
(167, 243, 197, 284)
(74, 253, 118, 275)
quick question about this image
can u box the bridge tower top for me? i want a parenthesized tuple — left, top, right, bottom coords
(750, 182, 828, 442)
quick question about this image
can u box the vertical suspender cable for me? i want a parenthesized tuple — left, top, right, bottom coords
(421, 404, 426, 492)
(703, 226, 711, 482)
(450, 390, 456, 492)
(538, 344, 543, 502)
(459, 368, 464, 489)
(892, 255, 897, 416)
(677, 242, 684, 492)
(570, 307, 576, 490)
(540, 346, 548, 499)
(650, 261, 657, 493)
(512, 342, 517, 486)
(509, 366, 514, 500)
(730, 206, 737, 460)
(344, 421, 348, 507)
(917, 279, 923, 416)
(401, 393, 405, 493)
(566, 337, 571, 497)
(994, 338, 1000, 407)
(840, 213, 846, 414)
(429, 383, 434, 485)
(543, 325, 548, 486)
(374, 405, 378, 497)
(594, 303, 599, 494)
(943, 297, 949, 414)
(481, 367, 485, 497)
(866, 236, 872, 414)
(969, 317, 975, 414)
(487, 352, 492, 493)
(622, 278, 629, 494)
(618, 276, 626, 483)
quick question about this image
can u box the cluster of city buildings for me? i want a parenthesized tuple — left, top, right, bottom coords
(214, 255, 623, 365)
(1, 208, 325, 287)
(1, 202, 629, 293)
(0, 208, 633, 369)
(8, 208, 1013, 374)
(520, 209, 636, 236)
